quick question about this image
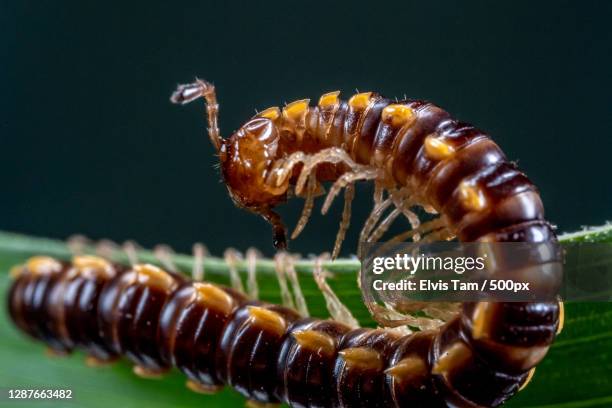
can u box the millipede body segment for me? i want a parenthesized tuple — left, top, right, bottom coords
(8, 254, 559, 407)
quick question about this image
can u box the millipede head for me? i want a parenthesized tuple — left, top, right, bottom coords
(220, 117, 287, 205)
(218, 116, 290, 248)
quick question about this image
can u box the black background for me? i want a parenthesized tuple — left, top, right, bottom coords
(2, 1, 611, 256)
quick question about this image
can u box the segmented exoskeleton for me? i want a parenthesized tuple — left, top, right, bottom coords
(6, 80, 563, 408)
(170, 80, 553, 258)
(8, 248, 561, 407)
(171, 79, 562, 405)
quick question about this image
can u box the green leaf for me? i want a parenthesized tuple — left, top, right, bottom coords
(0, 226, 611, 407)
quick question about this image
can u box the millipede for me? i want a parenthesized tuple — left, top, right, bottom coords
(6, 79, 564, 407)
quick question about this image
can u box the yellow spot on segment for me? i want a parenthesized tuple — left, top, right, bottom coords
(9, 265, 24, 279)
(26, 256, 62, 275)
(471, 302, 492, 340)
(247, 306, 287, 336)
(73, 255, 110, 271)
(382, 104, 414, 127)
(194, 283, 235, 315)
(85, 355, 115, 367)
(185, 379, 223, 395)
(293, 330, 336, 356)
(73, 255, 113, 277)
(282, 99, 310, 121)
(45, 347, 69, 357)
(245, 400, 280, 408)
(424, 134, 455, 160)
(133, 264, 175, 289)
(519, 367, 536, 392)
(133, 365, 166, 379)
(385, 357, 427, 380)
(497, 344, 548, 371)
(257, 106, 280, 120)
(339, 347, 383, 370)
(348, 92, 372, 110)
(556, 301, 565, 335)
(318, 91, 340, 107)
(432, 342, 471, 375)
(458, 181, 487, 211)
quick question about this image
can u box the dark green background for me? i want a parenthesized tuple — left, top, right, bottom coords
(2, 1, 611, 257)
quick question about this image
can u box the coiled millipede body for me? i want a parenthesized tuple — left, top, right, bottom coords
(6, 81, 563, 407)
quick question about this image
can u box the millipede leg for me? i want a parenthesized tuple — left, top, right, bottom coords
(224, 248, 245, 293)
(373, 180, 384, 206)
(321, 168, 381, 215)
(422, 302, 461, 322)
(294, 147, 362, 195)
(291, 174, 317, 240)
(404, 208, 422, 241)
(359, 198, 393, 242)
(388, 218, 448, 243)
(360, 187, 420, 248)
(331, 183, 355, 259)
(67, 234, 91, 256)
(358, 197, 393, 253)
(153, 244, 178, 273)
(192, 242, 207, 281)
(390, 190, 421, 241)
(95, 239, 121, 260)
(313, 254, 359, 328)
(366, 301, 444, 330)
(274, 252, 295, 309)
(419, 227, 455, 243)
(367, 207, 401, 243)
(268, 151, 306, 188)
(122, 240, 141, 266)
(271, 147, 351, 195)
(245, 248, 260, 299)
(284, 254, 309, 316)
